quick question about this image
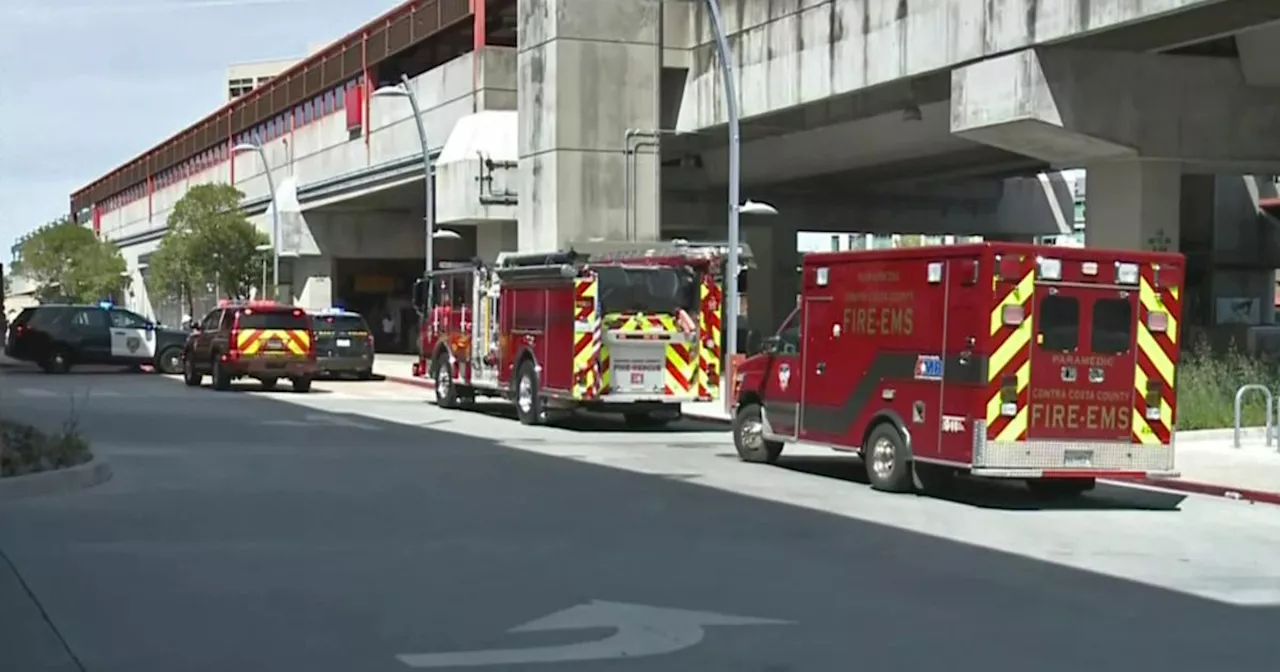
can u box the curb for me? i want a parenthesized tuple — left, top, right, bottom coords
(1127, 477, 1280, 506)
(0, 458, 113, 503)
(380, 369, 1280, 505)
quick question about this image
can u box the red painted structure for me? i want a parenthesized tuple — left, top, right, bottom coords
(70, 0, 515, 228)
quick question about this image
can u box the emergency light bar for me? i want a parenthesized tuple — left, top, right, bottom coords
(1036, 257, 1062, 281)
(1115, 262, 1140, 285)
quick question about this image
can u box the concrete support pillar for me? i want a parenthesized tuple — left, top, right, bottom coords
(1083, 160, 1181, 252)
(475, 221, 518, 262)
(289, 256, 334, 310)
(743, 222, 800, 342)
(517, 0, 660, 251)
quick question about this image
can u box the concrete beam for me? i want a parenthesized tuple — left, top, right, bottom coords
(951, 47, 1280, 169)
(1236, 22, 1280, 87)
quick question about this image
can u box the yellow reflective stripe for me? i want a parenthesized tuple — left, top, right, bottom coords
(989, 270, 1035, 336)
(1133, 365, 1173, 437)
(1131, 410, 1161, 444)
(1136, 324, 1174, 387)
(1139, 277, 1177, 344)
(986, 360, 1030, 424)
(994, 405, 1027, 443)
(987, 318, 1032, 383)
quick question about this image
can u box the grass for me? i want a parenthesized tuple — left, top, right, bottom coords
(1177, 337, 1280, 431)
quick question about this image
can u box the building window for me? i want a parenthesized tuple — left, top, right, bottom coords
(229, 77, 254, 99)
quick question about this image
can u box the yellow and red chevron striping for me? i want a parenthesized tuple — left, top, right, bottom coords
(663, 342, 696, 394)
(698, 278, 723, 399)
(1132, 263, 1180, 445)
(985, 258, 1036, 443)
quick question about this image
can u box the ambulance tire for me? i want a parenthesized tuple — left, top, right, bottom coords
(514, 362, 544, 426)
(864, 423, 913, 493)
(212, 358, 232, 391)
(732, 402, 784, 464)
(432, 354, 460, 409)
(291, 377, 312, 393)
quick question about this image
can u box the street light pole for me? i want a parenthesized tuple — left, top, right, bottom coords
(704, 0, 743, 400)
(373, 75, 435, 278)
(233, 140, 280, 300)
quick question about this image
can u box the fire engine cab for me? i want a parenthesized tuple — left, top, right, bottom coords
(410, 240, 750, 425)
(731, 242, 1184, 498)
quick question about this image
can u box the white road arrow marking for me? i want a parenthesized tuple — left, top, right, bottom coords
(396, 600, 792, 668)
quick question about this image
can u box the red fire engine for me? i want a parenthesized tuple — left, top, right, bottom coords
(410, 240, 751, 425)
(731, 242, 1184, 499)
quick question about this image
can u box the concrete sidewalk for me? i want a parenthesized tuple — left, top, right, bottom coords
(372, 353, 1280, 505)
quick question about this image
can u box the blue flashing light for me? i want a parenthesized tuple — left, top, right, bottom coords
(97, 300, 114, 310)
(319, 306, 345, 314)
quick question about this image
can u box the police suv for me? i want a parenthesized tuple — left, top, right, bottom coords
(5, 302, 188, 374)
(308, 307, 375, 379)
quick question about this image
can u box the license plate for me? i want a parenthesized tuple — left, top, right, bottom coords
(336, 338, 351, 347)
(265, 340, 284, 350)
(630, 372, 644, 384)
(1063, 450, 1093, 468)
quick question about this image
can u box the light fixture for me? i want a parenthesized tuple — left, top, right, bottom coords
(740, 200, 778, 216)
(433, 229, 462, 240)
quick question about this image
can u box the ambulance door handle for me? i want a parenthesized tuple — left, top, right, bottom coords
(958, 350, 972, 365)
(815, 362, 826, 375)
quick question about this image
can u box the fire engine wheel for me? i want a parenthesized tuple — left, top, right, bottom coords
(433, 355, 460, 409)
(864, 424, 913, 493)
(732, 403, 783, 464)
(515, 362, 544, 426)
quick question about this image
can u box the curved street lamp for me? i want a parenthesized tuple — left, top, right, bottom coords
(371, 75, 437, 278)
(232, 140, 280, 300)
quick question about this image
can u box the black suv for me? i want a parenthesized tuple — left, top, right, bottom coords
(5, 303, 188, 374)
(308, 309, 375, 379)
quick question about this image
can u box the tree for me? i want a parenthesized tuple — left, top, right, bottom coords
(148, 183, 271, 312)
(11, 217, 126, 302)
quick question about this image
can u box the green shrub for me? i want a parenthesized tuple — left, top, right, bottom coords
(1177, 336, 1280, 431)
(0, 418, 92, 477)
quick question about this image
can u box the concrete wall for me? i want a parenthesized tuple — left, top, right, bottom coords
(99, 48, 517, 248)
(517, 0, 662, 250)
(674, 0, 1221, 132)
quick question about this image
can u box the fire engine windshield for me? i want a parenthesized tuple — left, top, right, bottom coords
(595, 267, 698, 315)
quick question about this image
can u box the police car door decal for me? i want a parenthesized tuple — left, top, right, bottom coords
(108, 310, 157, 359)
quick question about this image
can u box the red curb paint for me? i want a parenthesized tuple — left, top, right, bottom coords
(380, 372, 1280, 505)
(1125, 478, 1280, 506)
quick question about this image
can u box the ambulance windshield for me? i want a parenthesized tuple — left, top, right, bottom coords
(595, 266, 698, 315)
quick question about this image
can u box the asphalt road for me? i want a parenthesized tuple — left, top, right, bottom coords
(1, 365, 1278, 672)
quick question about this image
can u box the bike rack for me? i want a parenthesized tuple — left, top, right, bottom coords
(1234, 384, 1274, 448)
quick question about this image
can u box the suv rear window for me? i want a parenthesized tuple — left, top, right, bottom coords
(1091, 298, 1133, 354)
(313, 315, 368, 332)
(1038, 296, 1079, 351)
(15, 307, 67, 330)
(237, 310, 310, 330)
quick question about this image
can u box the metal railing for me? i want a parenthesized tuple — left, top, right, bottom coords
(1233, 384, 1274, 448)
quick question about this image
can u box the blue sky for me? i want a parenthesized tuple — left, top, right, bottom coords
(0, 0, 399, 263)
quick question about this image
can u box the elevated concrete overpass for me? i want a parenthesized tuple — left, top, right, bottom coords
(71, 0, 1280, 334)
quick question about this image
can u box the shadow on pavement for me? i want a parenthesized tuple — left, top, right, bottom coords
(0, 373, 1272, 672)
(455, 400, 727, 433)
(738, 454, 1186, 511)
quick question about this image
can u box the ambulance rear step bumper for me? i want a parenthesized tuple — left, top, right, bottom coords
(594, 392, 696, 404)
(971, 425, 1175, 479)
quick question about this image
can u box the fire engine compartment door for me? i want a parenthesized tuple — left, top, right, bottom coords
(1028, 284, 1138, 442)
(604, 331, 695, 396)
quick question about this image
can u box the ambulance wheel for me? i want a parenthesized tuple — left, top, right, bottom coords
(155, 346, 183, 375)
(514, 362, 544, 426)
(1025, 477, 1095, 499)
(212, 358, 232, 391)
(291, 377, 312, 393)
(732, 402, 783, 464)
(864, 423, 913, 493)
(432, 355, 459, 409)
